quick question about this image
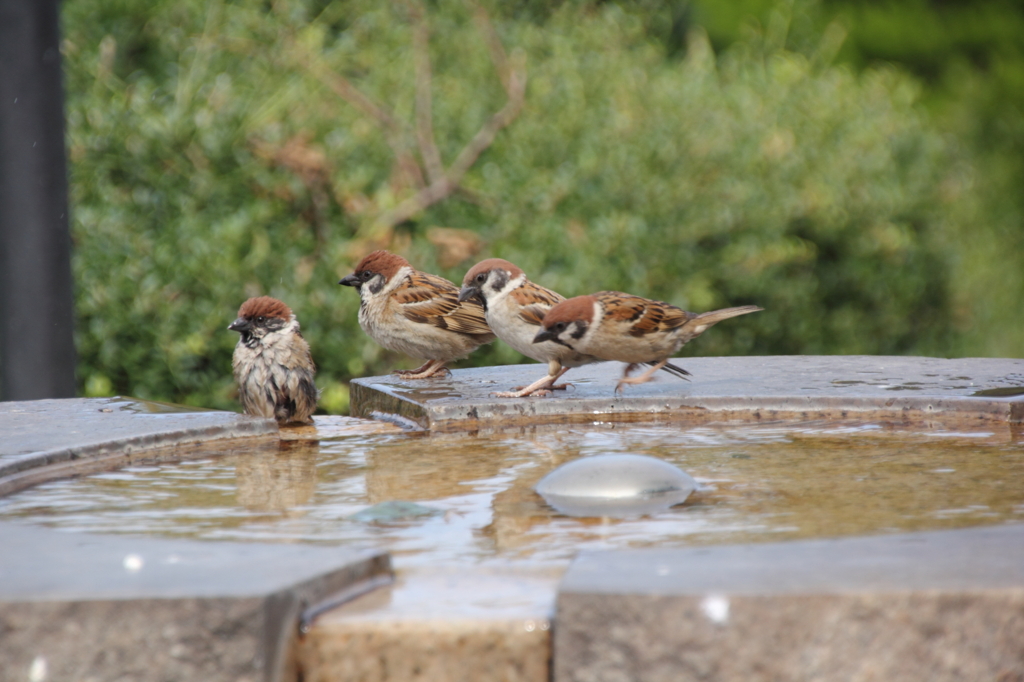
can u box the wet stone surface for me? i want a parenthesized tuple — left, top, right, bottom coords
(0, 397, 276, 496)
(0, 521, 390, 682)
(351, 356, 1024, 431)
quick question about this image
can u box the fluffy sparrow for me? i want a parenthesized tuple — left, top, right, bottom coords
(534, 291, 762, 392)
(458, 258, 690, 397)
(229, 296, 319, 424)
(339, 250, 495, 379)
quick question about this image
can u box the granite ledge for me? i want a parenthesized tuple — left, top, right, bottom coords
(351, 356, 1024, 432)
(0, 397, 278, 496)
(555, 524, 1024, 682)
(0, 521, 392, 682)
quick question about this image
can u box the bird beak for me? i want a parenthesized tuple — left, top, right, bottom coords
(228, 317, 251, 333)
(532, 328, 557, 344)
(457, 286, 482, 305)
(339, 274, 361, 288)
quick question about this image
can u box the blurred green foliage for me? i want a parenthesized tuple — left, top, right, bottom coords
(691, 0, 1024, 358)
(61, 0, 997, 412)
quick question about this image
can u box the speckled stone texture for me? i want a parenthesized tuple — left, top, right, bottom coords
(297, 567, 557, 682)
(558, 592, 1024, 682)
(555, 524, 1024, 682)
(2, 598, 268, 682)
(299, 618, 551, 682)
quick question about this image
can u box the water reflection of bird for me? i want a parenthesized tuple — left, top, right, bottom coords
(229, 296, 319, 424)
(459, 258, 691, 397)
(534, 292, 762, 393)
(235, 442, 317, 512)
(339, 250, 494, 379)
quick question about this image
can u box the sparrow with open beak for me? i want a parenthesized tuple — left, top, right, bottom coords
(534, 291, 762, 393)
(339, 250, 495, 379)
(229, 296, 319, 424)
(459, 259, 691, 397)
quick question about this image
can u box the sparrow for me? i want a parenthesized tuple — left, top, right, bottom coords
(228, 296, 319, 424)
(458, 258, 690, 397)
(533, 291, 762, 393)
(339, 250, 495, 379)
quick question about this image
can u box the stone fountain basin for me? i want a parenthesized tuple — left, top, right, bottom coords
(1, 355, 1023, 682)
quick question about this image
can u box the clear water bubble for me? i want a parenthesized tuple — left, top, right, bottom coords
(534, 454, 697, 518)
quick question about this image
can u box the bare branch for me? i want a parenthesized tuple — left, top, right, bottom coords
(373, 177, 455, 233)
(297, 41, 426, 190)
(447, 54, 525, 181)
(408, 0, 446, 185)
(284, 2, 527, 239)
(310, 62, 404, 135)
(373, 51, 526, 231)
(468, 0, 511, 92)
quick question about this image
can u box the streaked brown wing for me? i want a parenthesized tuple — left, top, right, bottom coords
(394, 272, 459, 310)
(515, 305, 546, 327)
(628, 302, 689, 337)
(293, 329, 317, 372)
(511, 281, 564, 327)
(594, 291, 689, 337)
(441, 299, 494, 336)
(397, 271, 492, 336)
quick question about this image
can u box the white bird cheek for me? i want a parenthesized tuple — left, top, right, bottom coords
(557, 331, 578, 350)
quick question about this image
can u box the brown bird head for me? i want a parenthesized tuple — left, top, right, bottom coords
(458, 258, 524, 306)
(339, 250, 410, 295)
(228, 296, 294, 338)
(533, 295, 595, 347)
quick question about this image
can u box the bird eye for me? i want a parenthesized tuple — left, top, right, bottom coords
(361, 271, 374, 281)
(476, 273, 486, 283)
(553, 322, 566, 332)
(257, 316, 265, 324)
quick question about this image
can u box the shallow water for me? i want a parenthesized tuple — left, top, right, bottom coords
(2, 421, 1022, 575)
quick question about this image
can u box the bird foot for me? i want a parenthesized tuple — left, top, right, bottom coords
(399, 368, 451, 380)
(492, 388, 552, 398)
(615, 360, 667, 393)
(492, 368, 573, 398)
(393, 362, 451, 380)
(492, 381, 573, 398)
(508, 381, 569, 391)
(615, 374, 657, 393)
(393, 360, 433, 376)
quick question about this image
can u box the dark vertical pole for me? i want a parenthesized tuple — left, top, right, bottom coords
(0, 0, 78, 400)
